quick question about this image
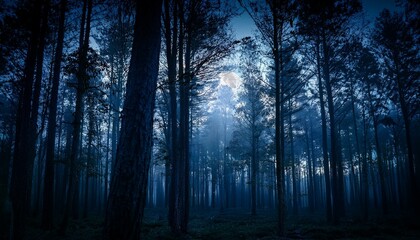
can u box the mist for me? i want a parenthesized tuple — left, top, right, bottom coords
(0, 0, 419, 239)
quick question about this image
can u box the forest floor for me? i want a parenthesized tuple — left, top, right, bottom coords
(22, 208, 420, 240)
(141, 208, 420, 240)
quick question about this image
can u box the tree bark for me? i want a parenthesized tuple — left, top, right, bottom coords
(103, 0, 162, 239)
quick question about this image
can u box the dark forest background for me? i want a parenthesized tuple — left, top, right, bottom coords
(0, 0, 419, 239)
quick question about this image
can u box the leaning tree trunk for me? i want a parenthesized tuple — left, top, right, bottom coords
(103, 0, 162, 239)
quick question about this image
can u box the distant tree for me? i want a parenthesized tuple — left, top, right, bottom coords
(239, 0, 297, 234)
(236, 38, 267, 215)
(297, 0, 362, 223)
(355, 47, 389, 215)
(97, 0, 134, 181)
(372, 9, 420, 211)
(169, 0, 237, 234)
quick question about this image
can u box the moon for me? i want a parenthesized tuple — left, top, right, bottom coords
(219, 72, 240, 89)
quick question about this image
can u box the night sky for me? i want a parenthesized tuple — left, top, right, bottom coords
(231, 0, 398, 39)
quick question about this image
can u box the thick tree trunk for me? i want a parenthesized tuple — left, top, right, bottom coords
(103, 0, 162, 239)
(10, 1, 44, 239)
(0, 136, 12, 237)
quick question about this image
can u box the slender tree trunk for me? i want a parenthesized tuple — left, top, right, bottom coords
(361, 103, 369, 220)
(83, 96, 95, 218)
(309, 123, 318, 208)
(165, 0, 179, 225)
(289, 100, 298, 215)
(103, 0, 162, 238)
(59, 0, 92, 233)
(373, 122, 388, 214)
(31, 1, 50, 215)
(42, 0, 67, 229)
(366, 82, 388, 215)
(336, 124, 345, 217)
(272, 2, 285, 234)
(395, 63, 418, 212)
(171, 0, 184, 232)
(251, 125, 257, 215)
(104, 110, 111, 213)
(350, 84, 361, 205)
(322, 34, 340, 224)
(401, 103, 418, 212)
(315, 38, 332, 222)
(305, 123, 314, 212)
(181, 8, 192, 235)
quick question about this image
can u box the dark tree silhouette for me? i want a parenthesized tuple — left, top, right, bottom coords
(9, 1, 48, 239)
(103, 0, 163, 239)
(42, 0, 67, 230)
(372, 9, 420, 212)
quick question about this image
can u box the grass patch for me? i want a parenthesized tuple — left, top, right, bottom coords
(21, 209, 420, 239)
